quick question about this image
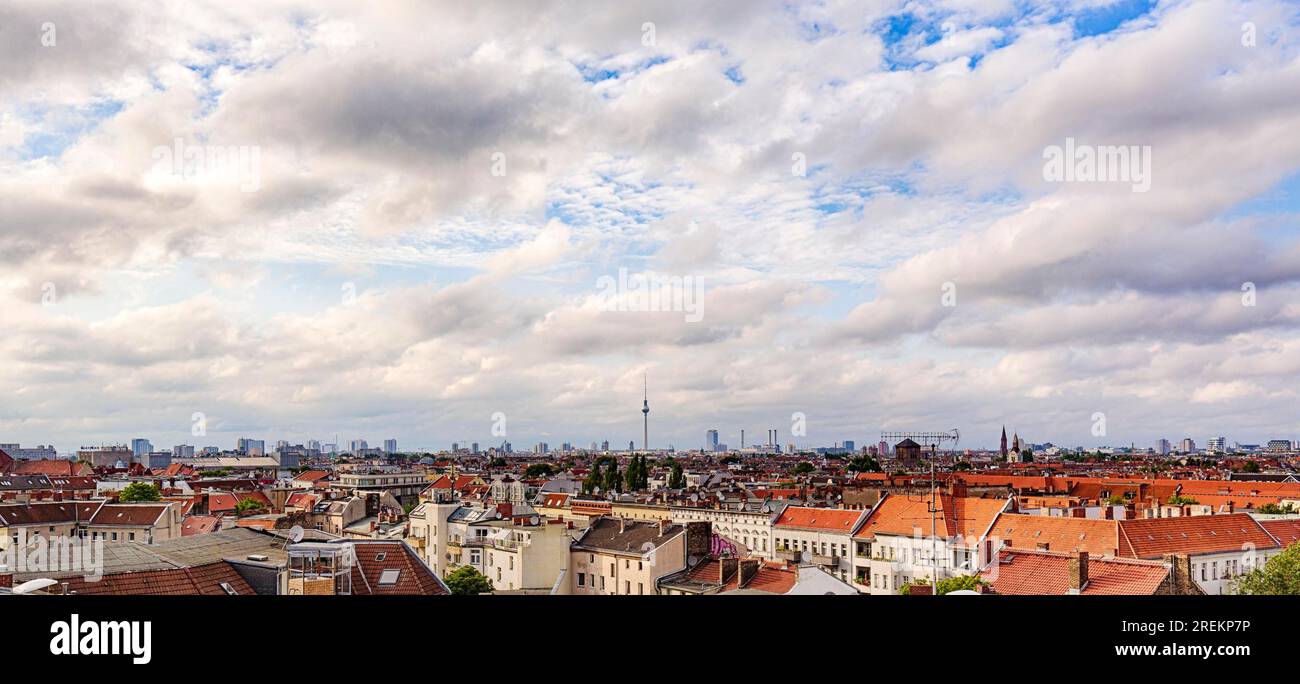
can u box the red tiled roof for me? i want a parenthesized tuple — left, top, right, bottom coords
(541, 493, 570, 508)
(9, 459, 92, 477)
(855, 493, 1006, 543)
(0, 501, 102, 525)
(682, 558, 799, 594)
(989, 513, 1120, 556)
(285, 491, 319, 508)
(89, 503, 169, 526)
(1261, 519, 1300, 547)
(1118, 514, 1279, 558)
(774, 506, 863, 532)
(181, 515, 222, 536)
(982, 549, 1169, 595)
(293, 469, 332, 482)
(61, 561, 254, 596)
(350, 542, 447, 595)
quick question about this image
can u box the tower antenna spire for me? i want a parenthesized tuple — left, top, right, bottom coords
(641, 373, 650, 451)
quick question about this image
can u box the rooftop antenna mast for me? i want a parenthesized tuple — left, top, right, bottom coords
(879, 429, 960, 594)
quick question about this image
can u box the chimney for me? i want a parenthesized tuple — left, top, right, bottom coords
(1071, 507, 1085, 518)
(658, 518, 670, 536)
(1162, 553, 1195, 595)
(1103, 506, 1114, 520)
(951, 481, 967, 498)
(619, 517, 627, 534)
(738, 558, 760, 588)
(719, 556, 738, 584)
(1069, 551, 1089, 592)
(0, 569, 12, 589)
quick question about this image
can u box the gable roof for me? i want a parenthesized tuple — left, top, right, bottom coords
(1118, 513, 1279, 558)
(574, 517, 683, 554)
(982, 549, 1169, 595)
(59, 560, 254, 596)
(855, 492, 1006, 544)
(181, 515, 222, 536)
(88, 503, 170, 527)
(348, 540, 448, 595)
(1260, 519, 1300, 548)
(773, 506, 863, 533)
(988, 513, 1121, 556)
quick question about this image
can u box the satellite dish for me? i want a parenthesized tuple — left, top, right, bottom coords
(287, 525, 305, 543)
(13, 578, 59, 595)
(946, 589, 980, 596)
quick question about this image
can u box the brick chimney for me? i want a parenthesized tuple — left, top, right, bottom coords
(951, 481, 968, 498)
(719, 556, 739, 584)
(658, 519, 669, 536)
(1069, 551, 1089, 592)
(738, 558, 760, 588)
(1103, 506, 1114, 520)
(0, 569, 11, 589)
(1162, 553, 1196, 594)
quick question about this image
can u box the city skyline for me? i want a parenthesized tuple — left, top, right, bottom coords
(4, 1, 1300, 455)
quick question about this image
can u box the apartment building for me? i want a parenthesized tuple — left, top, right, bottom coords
(566, 517, 709, 595)
(772, 506, 868, 583)
(851, 492, 1010, 594)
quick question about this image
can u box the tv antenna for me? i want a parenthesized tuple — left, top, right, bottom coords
(880, 429, 960, 594)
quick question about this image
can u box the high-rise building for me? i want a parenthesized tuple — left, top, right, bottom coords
(706, 429, 719, 451)
(1206, 436, 1227, 455)
(238, 438, 266, 456)
(843, 440, 855, 452)
(0, 443, 58, 460)
(172, 444, 195, 458)
(1154, 438, 1171, 456)
(350, 439, 368, 453)
(131, 438, 152, 457)
(77, 445, 133, 468)
(1180, 438, 1196, 453)
(471, 442, 479, 454)
(1266, 439, 1295, 453)
(384, 438, 398, 454)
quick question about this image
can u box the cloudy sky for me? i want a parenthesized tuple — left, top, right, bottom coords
(2, 0, 1299, 454)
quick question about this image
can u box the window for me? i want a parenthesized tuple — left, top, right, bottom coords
(378, 569, 401, 585)
(638, 583, 644, 595)
(578, 573, 586, 587)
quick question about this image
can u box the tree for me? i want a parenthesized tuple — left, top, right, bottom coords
(445, 566, 493, 595)
(847, 455, 881, 473)
(524, 463, 556, 478)
(899, 574, 986, 595)
(1166, 494, 1199, 505)
(581, 468, 601, 494)
(604, 461, 623, 493)
(119, 482, 161, 502)
(1241, 461, 1262, 474)
(720, 455, 741, 465)
(1233, 543, 1300, 595)
(792, 461, 815, 475)
(1258, 503, 1297, 515)
(235, 497, 265, 515)
(668, 462, 685, 489)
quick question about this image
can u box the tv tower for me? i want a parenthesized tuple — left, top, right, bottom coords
(641, 374, 650, 451)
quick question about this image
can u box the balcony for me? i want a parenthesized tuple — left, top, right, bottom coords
(810, 553, 837, 567)
(775, 548, 800, 561)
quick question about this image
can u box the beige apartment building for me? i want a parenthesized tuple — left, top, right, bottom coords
(565, 517, 709, 595)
